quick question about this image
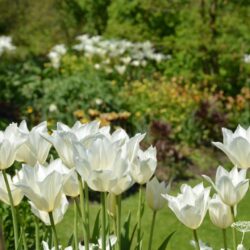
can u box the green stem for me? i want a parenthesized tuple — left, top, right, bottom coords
(21, 227, 28, 250)
(115, 195, 121, 250)
(74, 198, 78, 250)
(222, 229, 227, 250)
(230, 206, 237, 250)
(136, 185, 143, 249)
(77, 174, 88, 250)
(48, 212, 59, 250)
(84, 182, 90, 247)
(2, 170, 19, 250)
(34, 217, 40, 250)
(193, 229, 200, 250)
(148, 211, 157, 250)
(101, 192, 107, 250)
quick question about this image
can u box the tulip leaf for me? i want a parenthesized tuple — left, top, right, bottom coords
(92, 209, 101, 243)
(67, 233, 74, 247)
(157, 231, 175, 250)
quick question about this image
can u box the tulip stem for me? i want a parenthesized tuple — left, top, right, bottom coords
(193, 229, 200, 250)
(222, 229, 227, 250)
(48, 212, 59, 250)
(77, 174, 89, 250)
(230, 206, 237, 250)
(21, 227, 28, 250)
(101, 192, 107, 250)
(84, 182, 90, 246)
(34, 217, 40, 250)
(74, 198, 78, 250)
(148, 211, 157, 250)
(2, 170, 19, 250)
(136, 185, 143, 249)
(115, 194, 122, 250)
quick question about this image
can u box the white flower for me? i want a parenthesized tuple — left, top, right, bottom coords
(203, 166, 249, 206)
(115, 65, 126, 75)
(0, 170, 24, 206)
(0, 36, 16, 56)
(237, 244, 246, 250)
(146, 177, 169, 211)
(212, 125, 250, 169)
(190, 240, 213, 250)
(75, 136, 133, 194)
(162, 183, 210, 230)
(130, 146, 157, 185)
(48, 44, 66, 68)
(243, 54, 250, 64)
(16, 121, 51, 166)
(30, 194, 68, 225)
(208, 194, 233, 229)
(41, 158, 79, 197)
(0, 123, 26, 170)
(15, 162, 64, 212)
(42, 241, 72, 250)
(43, 121, 101, 168)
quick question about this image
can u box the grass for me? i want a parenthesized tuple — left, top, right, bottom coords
(57, 176, 250, 250)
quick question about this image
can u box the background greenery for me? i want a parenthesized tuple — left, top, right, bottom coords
(0, 0, 250, 248)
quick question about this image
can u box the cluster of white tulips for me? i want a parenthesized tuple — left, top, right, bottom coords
(161, 125, 250, 250)
(0, 120, 158, 250)
(48, 34, 170, 73)
(1, 120, 250, 250)
(0, 35, 16, 56)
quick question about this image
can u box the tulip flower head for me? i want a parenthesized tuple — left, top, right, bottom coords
(130, 146, 157, 185)
(0, 170, 24, 206)
(75, 136, 133, 194)
(43, 121, 103, 169)
(203, 166, 249, 206)
(30, 194, 69, 225)
(162, 183, 210, 230)
(15, 162, 64, 212)
(212, 125, 250, 169)
(146, 176, 169, 211)
(208, 194, 233, 229)
(0, 123, 26, 170)
(16, 121, 51, 166)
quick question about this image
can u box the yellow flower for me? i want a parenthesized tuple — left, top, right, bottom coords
(26, 106, 33, 114)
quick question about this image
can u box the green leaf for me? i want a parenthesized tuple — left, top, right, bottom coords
(157, 231, 175, 250)
(92, 209, 101, 243)
(67, 233, 74, 247)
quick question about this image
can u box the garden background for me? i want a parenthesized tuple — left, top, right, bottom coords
(0, 0, 250, 249)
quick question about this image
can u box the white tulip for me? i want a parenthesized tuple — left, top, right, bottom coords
(212, 125, 250, 169)
(0, 123, 26, 170)
(130, 146, 157, 184)
(75, 136, 133, 194)
(146, 177, 169, 211)
(162, 183, 210, 229)
(42, 241, 72, 250)
(209, 194, 233, 229)
(30, 194, 68, 225)
(0, 170, 24, 206)
(15, 162, 64, 212)
(43, 121, 102, 168)
(203, 166, 249, 206)
(16, 121, 51, 165)
(41, 158, 79, 197)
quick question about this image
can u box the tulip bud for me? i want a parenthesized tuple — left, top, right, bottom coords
(146, 177, 169, 211)
(209, 194, 233, 229)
